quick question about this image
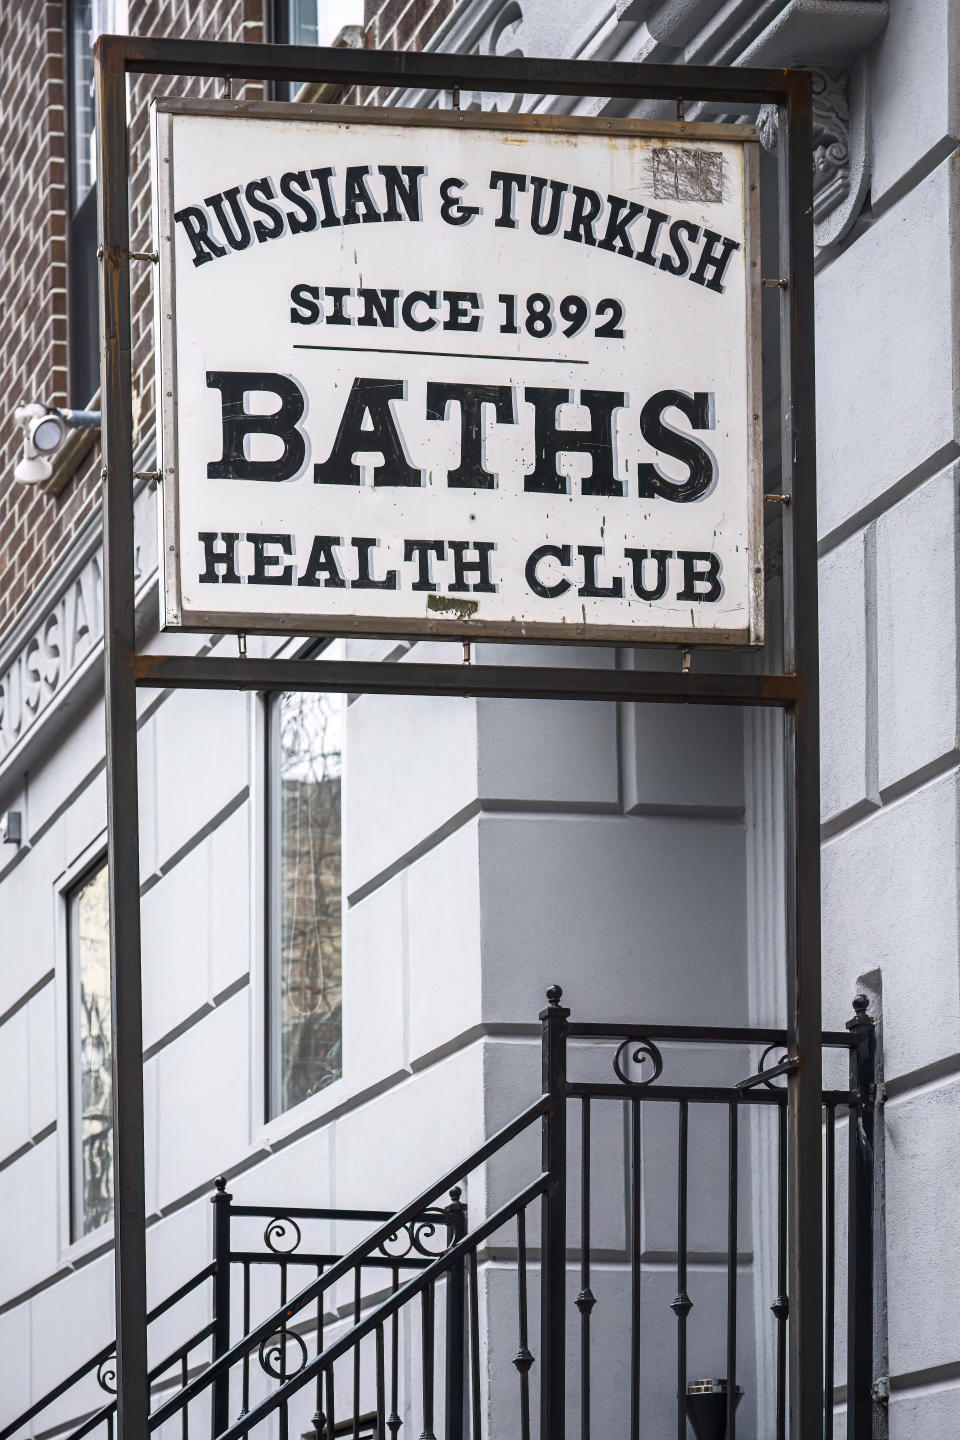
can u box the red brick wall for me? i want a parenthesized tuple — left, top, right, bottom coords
(0, 2, 86, 639)
(0, 0, 454, 643)
(348, 0, 457, 109)
(127, 1, 264, 461)
(365, 0, 455, 53)
(0, 0, 262, 643)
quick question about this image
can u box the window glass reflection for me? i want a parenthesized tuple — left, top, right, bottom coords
(70, 861, 113, 1236)
(272, 690, 343, 1114)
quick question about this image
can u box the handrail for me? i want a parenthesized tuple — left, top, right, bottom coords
(0, 1264, 215, 1440)
(229, 1250, 433, 1270)
(229, 1205, 415, 1222)
(215, 1175, 551, 1440)
(566, 1080, 859, 1105)
(568, 1021, 857, 1048)
(149, 1322, 217, 1383)
(148, 1262, 216, 1322)
(148, 1093, 548, 1428)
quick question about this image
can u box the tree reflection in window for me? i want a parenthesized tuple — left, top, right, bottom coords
(271, 690, 343, 1115)
(70, 861, 113, 1236)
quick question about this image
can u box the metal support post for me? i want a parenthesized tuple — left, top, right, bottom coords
(211, 1177, 234, 1436)
(846, 998, 877, 1440)
(779, 69, 824, 1439)
(540, 985, 570, 1440)
(443, 1187, 468, 1440)
(95, 37, 149, 1440)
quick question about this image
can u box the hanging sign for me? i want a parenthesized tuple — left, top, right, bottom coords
(153, 101, 762, 645)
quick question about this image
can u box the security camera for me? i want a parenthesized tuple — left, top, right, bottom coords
(13, 403, 101, 484)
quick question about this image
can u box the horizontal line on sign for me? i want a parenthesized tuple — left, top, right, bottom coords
(292, 343, 589, 364)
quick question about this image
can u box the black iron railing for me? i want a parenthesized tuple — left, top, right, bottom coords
(0, 1194, 450, 1440)
(2, 991, 876, 1440)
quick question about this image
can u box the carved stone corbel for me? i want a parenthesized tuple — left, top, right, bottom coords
(757, 59, 872, 250)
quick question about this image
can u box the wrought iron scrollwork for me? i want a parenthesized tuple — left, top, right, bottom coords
(378, 1214, 447, 1260)
(613, 1037, 664, 1088)
(264, 1215, 302, 1254)
(756, 1044, 790, 1090)
(259, 1329, 308, 1381)
(97, 1355, 117, 1394)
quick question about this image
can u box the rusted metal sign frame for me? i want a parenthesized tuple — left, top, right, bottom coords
(94, 35, 820, 1440)
(152, 98, 765, 648)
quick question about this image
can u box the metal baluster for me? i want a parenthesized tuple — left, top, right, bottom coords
(468, 1249, 481, 1440)
(630, 1096, 642, 1440)
(824, 1102, 836, 1440)
(514, 1209, 534, 1440)
(211, 1178, 232, 1438)
(240, 1261, 251, 1416)
(421, 1283, 436, 1440)
(354, 1268, 362, 1440)
(376, 1323, 387, 1440)
(672, 1100, 691, 1440)
(577, 1099, 595, 1440)
(773, 1104, 788, 1440)
(388, 1266, 401, 1437)
(242, 1261, 251, 1416)
(847, 996, 877, 1440)
(444, 1189, 468, 1440)
(315, 1264, 325, 1438)
(326, 1365, 337, 1440)
(726, 1103, 739, 1440)
(181, 1355, 189, 1440)
(107, 1413, 114, 1440)
(540, 987, 568, 1440)
(279, 1259, 289, 1440)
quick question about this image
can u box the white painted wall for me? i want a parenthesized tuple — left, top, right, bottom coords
(1, 0, 958, 1434)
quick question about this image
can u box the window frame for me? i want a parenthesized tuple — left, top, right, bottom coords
(259, 639, 347, 1128)
(55, 833, 114, 1261)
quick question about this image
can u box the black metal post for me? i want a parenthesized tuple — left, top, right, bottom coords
(780, 68, 824, 1439)
(94, 37, 149, 1440)
(846, 997, 876, 1440)
(540, 986, 569, 1440)
(212, 1176, 233, 1436)
(444, 1187, 468, 1440)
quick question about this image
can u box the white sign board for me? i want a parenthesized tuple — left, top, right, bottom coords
(154, 102, 762, 645)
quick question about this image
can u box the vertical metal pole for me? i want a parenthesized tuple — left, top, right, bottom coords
(846, 997, 876, 1440)
(673, 1100, 690, 1440)
(444, 1186, 468, 1440)
(540, 986, 569, 1440)
(94, 37, 149, 1440)
(779, 68, 823, 1439)
(211, 1177, 233, 1435)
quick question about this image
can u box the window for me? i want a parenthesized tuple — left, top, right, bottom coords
(68, 860, 113, 1237)
(67, 0, 128, 404)
(269, 0, 363, 99)
(267, 690, 344, 1117)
